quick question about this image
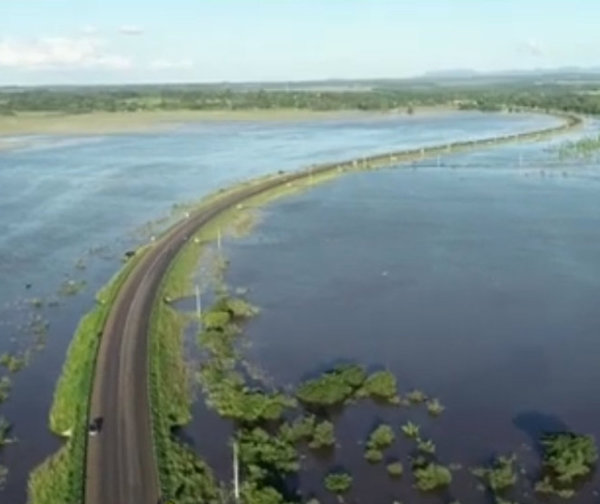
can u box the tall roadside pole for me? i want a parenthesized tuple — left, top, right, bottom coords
(233, 441, 240, 501)
(195, 285, 202, 319)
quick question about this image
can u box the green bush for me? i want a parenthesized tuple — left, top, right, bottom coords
(414, 463, 452, 491)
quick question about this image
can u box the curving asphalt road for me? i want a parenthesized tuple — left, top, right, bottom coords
(84, 114, 580, 504)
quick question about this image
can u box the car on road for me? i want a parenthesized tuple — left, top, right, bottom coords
(88, 417, 103, 436)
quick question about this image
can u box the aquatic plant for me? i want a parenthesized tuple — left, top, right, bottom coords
(365, 448, 384, 463)
(309, 420, 336, 450)
(0, 376, 11, 404)
(201, 309, 231, 330)
(324, 471, 353, 496)
(417, 438, 436, 455)
(0, 465, 7, 491)
(240, 481, 286, 504)
(296, 364, 366, 407)
(367, 424, 396, 450)
(413, 463, 452, 491)
(387, 461, 404, 478)
(472, 454, 517, 493)
(0, 416, 11, 446)
(426, 398, 445, 416)
(279, 416, 316, 444)
(360, 370, 399, 403)
(0, 352, 27, 373)
(406, 389, 427, 404)
(401, 421, 420, 440)
(534, 432, 597, 495)
(58, 279, 86, 297)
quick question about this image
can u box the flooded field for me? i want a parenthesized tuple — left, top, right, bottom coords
(0, 111, 587, 501)
(186, 124, 600, 503)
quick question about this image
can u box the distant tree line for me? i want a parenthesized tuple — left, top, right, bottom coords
(1, 82, 600, 115)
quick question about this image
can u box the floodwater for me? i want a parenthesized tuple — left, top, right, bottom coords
(193, 127, 600, 503)
(0, 111, 585, 502)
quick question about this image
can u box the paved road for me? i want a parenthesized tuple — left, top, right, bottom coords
(84, 114, 578, 504)
(85, 171, 314, 504)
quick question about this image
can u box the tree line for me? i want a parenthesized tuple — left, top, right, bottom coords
(1, 82, 600, 115)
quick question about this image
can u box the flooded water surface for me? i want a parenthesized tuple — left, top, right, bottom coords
(0, 111, 592, 502)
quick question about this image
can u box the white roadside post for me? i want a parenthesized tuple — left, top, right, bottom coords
(233, 441, 240, 501)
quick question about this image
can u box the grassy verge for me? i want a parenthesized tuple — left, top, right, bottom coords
(28, 247, 149, 504)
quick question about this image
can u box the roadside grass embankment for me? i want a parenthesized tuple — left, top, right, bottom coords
(26, 111, 581, 503)
(27, 247, 149, 504)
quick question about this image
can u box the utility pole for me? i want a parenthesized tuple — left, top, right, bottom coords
(233, 441, 240, 501)
(195, 285, 202, 319)
(217, 228, 222, 251)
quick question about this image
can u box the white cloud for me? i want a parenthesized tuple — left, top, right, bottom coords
(0, 37, 132, 70)
(80, 25, 98, 35)
(149, 58, 194, 70)
(521, 38, 545, 57)
(119, 25, 144, 36)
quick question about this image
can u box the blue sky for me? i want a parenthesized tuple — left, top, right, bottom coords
(0, 0, 597, 85)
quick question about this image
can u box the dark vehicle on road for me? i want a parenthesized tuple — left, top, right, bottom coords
(88, 417, 103, 437)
